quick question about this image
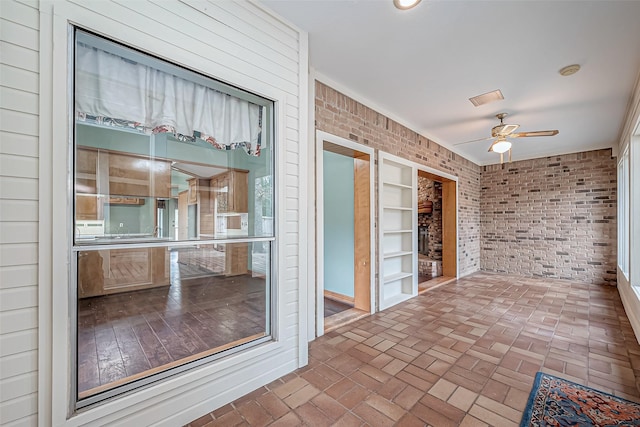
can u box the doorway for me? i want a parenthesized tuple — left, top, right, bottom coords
(416, 169, 457, 293)
(316, 131, 375, 336)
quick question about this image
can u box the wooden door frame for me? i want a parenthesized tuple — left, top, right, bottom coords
(315, 131, 375, 337)
(416, 167, 459, 279)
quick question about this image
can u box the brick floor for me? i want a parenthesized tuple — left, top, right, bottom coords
(185, 272, 640, 426)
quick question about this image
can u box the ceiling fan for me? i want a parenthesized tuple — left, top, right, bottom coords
(455, 113, 559, 163)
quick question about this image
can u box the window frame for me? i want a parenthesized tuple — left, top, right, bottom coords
(631, 134, 640, 288)
(618, 145, 630, 280)
(70, 28, 279, 409)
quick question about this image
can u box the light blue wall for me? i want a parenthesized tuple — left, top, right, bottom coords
(105, 201, 154, 234)
(323, 150, 354, 298)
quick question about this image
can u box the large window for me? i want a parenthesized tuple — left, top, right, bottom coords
(72, 30, 275, 406)
(618, 146, 629, 279)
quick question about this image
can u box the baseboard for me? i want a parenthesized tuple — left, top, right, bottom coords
(323, 289, 354, 305)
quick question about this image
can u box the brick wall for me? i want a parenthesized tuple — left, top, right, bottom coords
(315, 81, 481, 277)
(418, 177, 442, 260)
(480, 149, 617, 285)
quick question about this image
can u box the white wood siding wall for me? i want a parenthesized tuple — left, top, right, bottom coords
(0, 1, 40, 426)
(0, 0, 307, 425)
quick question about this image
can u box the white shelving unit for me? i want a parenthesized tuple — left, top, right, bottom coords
(379, 153, 417, 310)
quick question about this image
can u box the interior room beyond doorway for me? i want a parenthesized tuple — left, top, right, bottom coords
(319, 138, 373, 334)
(417, 169, 457, 293)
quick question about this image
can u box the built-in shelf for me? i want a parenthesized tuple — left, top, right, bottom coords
(384, 251, 413, 259)
(379, 153, 417, 311)
(383, 181, 412, 189)
(383, 271, 413, 282)
(383, 206, 413, 211)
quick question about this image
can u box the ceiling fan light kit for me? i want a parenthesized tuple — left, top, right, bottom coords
(454, 112, 559, 163)
(489, 137, 512, 154)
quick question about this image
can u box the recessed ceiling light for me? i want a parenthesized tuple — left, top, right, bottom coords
(469, 89, 504, 107)
(393, 0, 421, 10)
(559, 64, 581, 76)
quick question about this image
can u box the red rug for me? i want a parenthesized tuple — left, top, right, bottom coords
(521, 372, 640, 426)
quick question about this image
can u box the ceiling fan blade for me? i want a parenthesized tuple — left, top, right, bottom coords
(453, 136, 492, 146)
(510, 130, 559, 138)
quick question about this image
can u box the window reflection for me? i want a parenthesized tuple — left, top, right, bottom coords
(77, 242, 270, 398)
(73, 30, 274, 404)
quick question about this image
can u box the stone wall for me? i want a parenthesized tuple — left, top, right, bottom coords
(418, 177, 442, 260)
(480, 149, 617, 285)
(315, 81, 481, 277)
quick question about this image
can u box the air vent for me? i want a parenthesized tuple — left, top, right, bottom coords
(469, 89, 504, 107)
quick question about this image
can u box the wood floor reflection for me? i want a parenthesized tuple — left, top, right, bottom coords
(77, 271, 267, 397)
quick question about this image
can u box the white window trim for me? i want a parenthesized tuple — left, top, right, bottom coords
(618, 145, 630, 279)
(38, 1, 307, 425)
(631, 134, 640, 288)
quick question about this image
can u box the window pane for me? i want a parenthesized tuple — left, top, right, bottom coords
(74, 32, 274, 245)
(73, 30, 275, 404)
(77, 242, 271, 398)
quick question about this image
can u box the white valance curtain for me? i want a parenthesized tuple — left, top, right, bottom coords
(75, 42, 263, 155)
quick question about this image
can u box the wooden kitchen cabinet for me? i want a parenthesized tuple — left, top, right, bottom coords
(187, 178, 198, 204)
(76, 148, 98, 194)
(75, 148, 100, 220)
(108, 152, 171, 198)
(211, 170, 248, 213)
(78, 247, 169, 298)
(76, 195, 98, 220)
(75, 147, 171, 199)
(209, 170, 249, 276)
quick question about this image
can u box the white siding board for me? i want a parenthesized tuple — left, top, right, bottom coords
(4, 414, 37, 427)
(0, 18, 39, 50)
(286, 139, 299, 154)
(0, 41, 38, 72)
(0, 200, 38, 222)
(0, 287, 38, 311)
(0, 87, 39, 114)
(0, 243, 38, 266)
(286, 103, 298, 117)
(230, 0, 299, 42)
(0, 65, 39, 95)
(0, 330, 37, 357)
(0, 177, 38, 200)
(0, 110, 38, 137)
(148, 0, 299, 74)
(67, 0, 299, 96)
(178, 0, 299, 66)
(0, 393, 37, 425)
(0, 131, 39, 157)
(286, 151, 298, 164)
(0, 372, 37, 402)
(0, 265, 38, 289)
(0, 154, 38, 179)
(0, 350, 37, 378)
(15, 0, 38, 10)
(0, 0, 39, 29)
(0, 308, 37, 334)
(0, 223, 38, 244)
(0, 2, 39, 425)
(0, 154, 38, 178)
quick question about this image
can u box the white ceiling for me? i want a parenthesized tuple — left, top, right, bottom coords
(261, 0, 640, 165)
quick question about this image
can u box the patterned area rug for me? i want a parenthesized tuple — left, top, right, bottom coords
(521, 372, 640, 426)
